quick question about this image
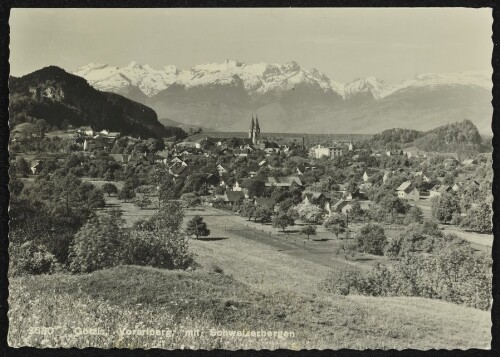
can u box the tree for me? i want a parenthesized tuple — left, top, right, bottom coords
(349, 199, 365, 222)
(337, 238, 358, 260)
(186, 215, 210, 239)
(302, 224, 317, 241)
(149, 201, 185, 232)
(295, 201, 323, 224)
(147, 138, 165, 153)
(245, 179, 266, 198)
(135, 196, 152, 210)
(102, 182, 118, 197)
(241, 201, 256, 221)
(432, 192, 460, 224)
(118, 185, 136, 202)
(460, 202, 492, 233)
(355, 223, 387, 256)
(17, 157, 31, 177)
(87, 188, 105, 209)
(9, 178, 24, 197)
(68, 211, 128, 273)
(254, 205, 273, 223)
(324, 214, 347, 239)
(273, 211, 294, 232)
(404, 205, 424, 224)
(35, 119, 49, 138)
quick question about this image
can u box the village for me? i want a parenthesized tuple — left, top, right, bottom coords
(9, 115, 492, 247)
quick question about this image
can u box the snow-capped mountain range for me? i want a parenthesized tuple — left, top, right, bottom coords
(74, 60, 490, 99)
(72, 60, 492, 134)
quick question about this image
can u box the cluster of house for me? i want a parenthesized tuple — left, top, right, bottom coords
(218, 175, 370, 217)
(73, 127, 120, 150)
(429, 180, 480, 198)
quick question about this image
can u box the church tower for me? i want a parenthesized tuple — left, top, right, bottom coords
(254, 115, 260, 144)
(249, 115, 255, 139)
(248, 114, 261, 145)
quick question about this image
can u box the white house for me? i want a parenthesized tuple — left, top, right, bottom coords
(429, 185, 452, 198)
(396, 181, 420, 201)
(309, 145, 331, 159)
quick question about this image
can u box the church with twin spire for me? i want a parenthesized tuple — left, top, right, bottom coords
(249, 114, 261, 145)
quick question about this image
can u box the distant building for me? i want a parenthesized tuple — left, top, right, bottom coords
(309, 145, 330, 159)
(30, 160, 43, 175)
(462, 159, 477, 165)
(309, 144, 343, 159)
(396, 181, 420, 201)
(266, 176, 302, 188)
(248, 115, 261, 145)
(217, 164, 228, 175)
(429, 185, 452, 198)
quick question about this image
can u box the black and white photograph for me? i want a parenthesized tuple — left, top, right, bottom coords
(6, 7, 494, 350)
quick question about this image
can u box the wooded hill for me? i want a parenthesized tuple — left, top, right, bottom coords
(369, 120, 485, 153)
(9, 66, 186, 139)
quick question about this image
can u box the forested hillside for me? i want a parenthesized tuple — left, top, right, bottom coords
(413, 120, 482, 152)
(9, 66, 185, 139)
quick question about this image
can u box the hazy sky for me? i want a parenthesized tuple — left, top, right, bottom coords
(10, 8, 492, 83)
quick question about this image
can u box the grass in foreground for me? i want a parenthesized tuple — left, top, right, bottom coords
(8, 265, 490, 350)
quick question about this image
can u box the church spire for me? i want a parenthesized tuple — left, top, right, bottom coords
(250, 115, 255, 131)
(255, 115, 260, 133)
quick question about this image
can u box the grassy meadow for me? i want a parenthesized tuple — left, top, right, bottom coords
(8, 182, 492, 350)
(8, 265, 491, 350)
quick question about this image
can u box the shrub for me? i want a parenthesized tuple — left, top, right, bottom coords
(9, 241, 59, 276)
(186, 215, 210, 239)
(355, 223, 387, 255)
(102, 183, 118, 196)
(123, 229, 194, 270)
(254, 206, 273, 223)
(68, 214, 128, 273)
(319, 266, 364, 295)
(356, 246, 491, 310)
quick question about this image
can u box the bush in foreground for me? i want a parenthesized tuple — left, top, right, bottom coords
(9, 241, 59, 276)
(124, 229, 194, 270)
(320, 244, 492, 310)
(319, 266, 363, 295)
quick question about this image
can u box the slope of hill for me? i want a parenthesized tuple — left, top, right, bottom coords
(413, 119, 482, 152)
(73, 61, 492, 134)
(366, 120, 484, 153)
(9, 265, 490, 349)
(9, 66, 173, 139)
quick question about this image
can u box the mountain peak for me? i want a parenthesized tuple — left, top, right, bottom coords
(125, 61, 142, 70)
(344, 76, 392, 100)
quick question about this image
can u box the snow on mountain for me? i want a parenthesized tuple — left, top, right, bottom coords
(74, 61, 491, 103)
(343, 77, 394, 100)
(73, 60, 340, 98)
(392, 71, 492, 93)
